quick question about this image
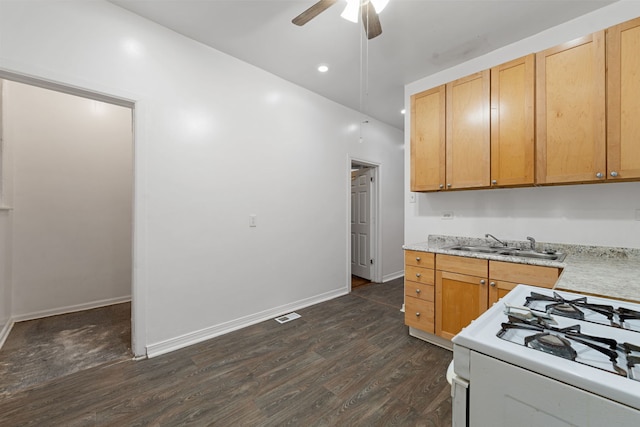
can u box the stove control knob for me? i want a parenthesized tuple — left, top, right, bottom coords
(490, 281, 496, 287)
(480, 279, 486, 285)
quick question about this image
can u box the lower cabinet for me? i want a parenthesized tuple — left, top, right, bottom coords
(404, 251, 435, 333)
(404, 250, 562, 341)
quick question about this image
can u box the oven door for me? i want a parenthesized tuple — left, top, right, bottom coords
(469, 351, 640, 426)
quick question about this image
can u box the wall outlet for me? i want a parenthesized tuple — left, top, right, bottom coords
(249, 214, 257, 227)
(442, 211, 454, 220)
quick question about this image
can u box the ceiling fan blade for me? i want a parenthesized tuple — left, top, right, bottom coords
(361, 1, 382, 39)
(292, 0, 339, 26)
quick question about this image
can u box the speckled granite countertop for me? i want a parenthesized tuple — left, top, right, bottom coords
(403, 235, 640, 302)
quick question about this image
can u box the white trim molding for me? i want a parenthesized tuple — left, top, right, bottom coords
(0, 319, 14, 349)
(383, 270, 404, 283)
(11, 295, 132, 323)
(145, 288, 348, 358)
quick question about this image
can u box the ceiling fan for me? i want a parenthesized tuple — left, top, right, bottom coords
(292, 0, 390, 40)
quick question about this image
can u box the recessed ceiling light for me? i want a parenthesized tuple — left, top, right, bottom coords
(317, 64, 329, 73)
(401, 109, 406, 114)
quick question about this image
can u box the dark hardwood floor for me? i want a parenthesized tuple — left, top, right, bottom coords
(0, 278, 453, 426)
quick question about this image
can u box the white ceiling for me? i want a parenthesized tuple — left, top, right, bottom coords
(110, 0, 615, 129)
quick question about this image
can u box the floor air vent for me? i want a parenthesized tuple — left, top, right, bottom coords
(275, 312, 301, 324)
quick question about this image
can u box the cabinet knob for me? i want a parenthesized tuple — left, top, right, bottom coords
(416, 257, 421, 262)
(491, 180, 497, 185)
(596, 172, 603, 178)
(415, 289, 421, 294)
(415, 312, 421, 317)
(480, 279, 486, 285)
(610, 171, 619, 177)
(490, 281, 496, 287)
(447, 183, 452, 188)
(416, 273, 421, 278)
(439, 184, 444, 189)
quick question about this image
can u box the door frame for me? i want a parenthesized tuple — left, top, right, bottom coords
(348, 157, 381, 288)
(0, 68, 144, 357)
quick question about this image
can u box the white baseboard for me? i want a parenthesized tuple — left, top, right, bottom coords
(11, 295, 132, 323)
(382, 270, 404, 282)
(0, 319, 15, 349)
(145, 288, 349, 358)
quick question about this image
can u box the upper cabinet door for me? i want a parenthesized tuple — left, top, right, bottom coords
(446, 71, 490, 189)
(536, 32, 606, 184)
(607, 17, 640, 181)
(490, 54, 535, 187)
(410, 86, 446, 191)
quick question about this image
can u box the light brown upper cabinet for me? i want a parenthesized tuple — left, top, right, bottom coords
(607, 18, 640, 181)
(536, 31, 606, 184)
(490, 54, 535, 187)
(446, 71, 491, 189)
(410, 86, 446, 191)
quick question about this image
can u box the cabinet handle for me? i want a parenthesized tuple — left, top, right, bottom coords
(480, 279, 486, 285)
(446, 183, 452, 188)
(491, 180, 497, 185)
(416, 257, 421, 262)
(415, 289, 421, 294)
(439, 184, 444, 189)
(610, 171, 619, 177)
(596, 172, 603, 178)
(416, 312, 421, 317)
(490, 281, 496, 287)
(416, 273, 421, 278)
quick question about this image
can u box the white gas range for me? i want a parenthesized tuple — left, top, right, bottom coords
(451, 284, 640, 427)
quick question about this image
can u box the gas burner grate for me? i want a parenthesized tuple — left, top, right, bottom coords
(497, 316, 628, 377)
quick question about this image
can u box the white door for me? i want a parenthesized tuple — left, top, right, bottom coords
(351, 167, 372, 280)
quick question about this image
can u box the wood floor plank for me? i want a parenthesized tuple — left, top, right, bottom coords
(0, 279, 453, 426)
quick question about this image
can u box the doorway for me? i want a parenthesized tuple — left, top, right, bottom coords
(350, 160, 380, 289)
(0, 75, 134, 387)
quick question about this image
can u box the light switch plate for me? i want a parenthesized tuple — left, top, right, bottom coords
(249, 214, 257, 227)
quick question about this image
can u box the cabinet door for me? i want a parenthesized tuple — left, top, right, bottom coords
(411, 86, 446, 191)
(488, 280, 518, 306)
(446, 71, 490, 189)
(490, 54, 535, 187)
(536, 32, 606, 184)
(607, 18, 640, 180)
(435, 270, 488, 340)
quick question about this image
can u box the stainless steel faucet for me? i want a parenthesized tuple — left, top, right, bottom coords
(485, 233, 507, 247)
(526, 236, 536, 251)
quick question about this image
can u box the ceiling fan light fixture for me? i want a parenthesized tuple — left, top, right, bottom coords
(341, 0, 360, 23)
(370, 0, 389, 14)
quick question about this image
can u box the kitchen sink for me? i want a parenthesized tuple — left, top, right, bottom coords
(444, 244, 566, 262)
(498, 250, 566, 262)
(445, 245, 502, 253)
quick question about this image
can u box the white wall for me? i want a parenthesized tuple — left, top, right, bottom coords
(405, 0, 640, 249)
(3, 80, 133, 319)
(0, 81, 13, 344)
(0, 1, 404, 356)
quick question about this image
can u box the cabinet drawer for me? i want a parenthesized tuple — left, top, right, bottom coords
(489, 261, 559, 288)
(405, 297, 435, 333)
(405, 281, 435, 302)
(405, 266, 434, 285)
(405, 250, 435, 268)
(436, 254, 488, 277)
